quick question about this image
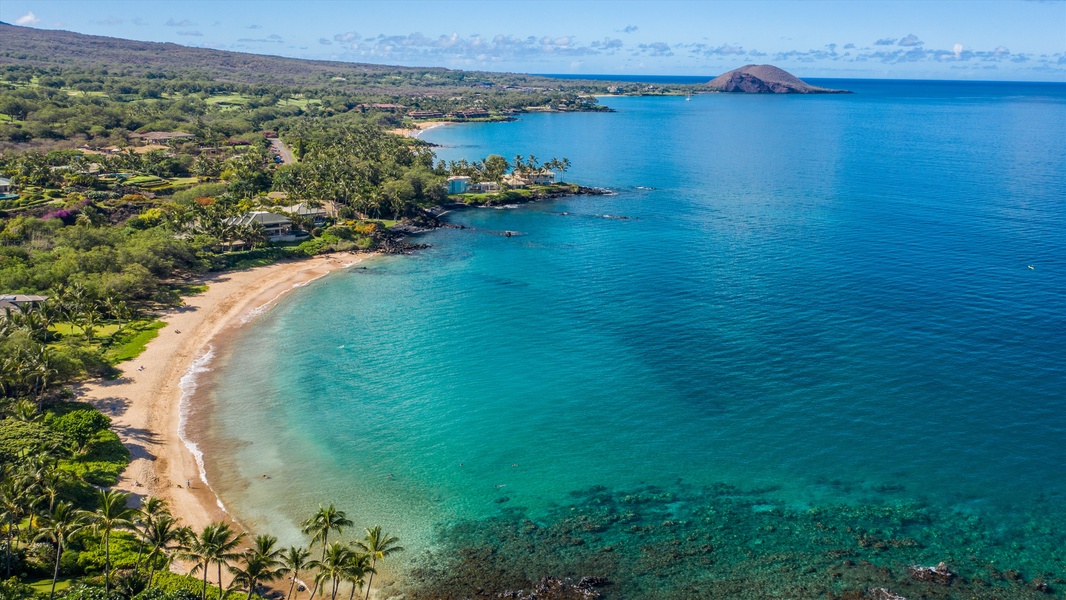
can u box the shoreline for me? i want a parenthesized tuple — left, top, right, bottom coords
(74, 252, 374, 535)
(387, 121, 451, 138)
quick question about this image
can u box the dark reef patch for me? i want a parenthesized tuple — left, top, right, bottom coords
(401, 482, 1064, 599)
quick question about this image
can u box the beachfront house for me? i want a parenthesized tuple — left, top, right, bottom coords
(451, 109, 490, 120)
(225, 211, 296, 242)
(447, 176, 471, 194)
(408, 110, 444, 120)
(470, 181, 500, 193)
(282, 202, 329, 228)
(502, 170, 556, 188)
(530, 170, 556, 185)
(0, 294, 48, 313)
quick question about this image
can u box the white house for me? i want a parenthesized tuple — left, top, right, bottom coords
(0, 177, 13, 195)
(470, 181, 500, 193)
(447, 176, 471, 194)
(529, 170, 555, 185)
(503, 170, 556, 188)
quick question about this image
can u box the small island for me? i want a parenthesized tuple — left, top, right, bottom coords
(706, 64, 850, 94)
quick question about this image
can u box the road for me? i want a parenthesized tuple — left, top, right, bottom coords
(270, 138, 296, 164)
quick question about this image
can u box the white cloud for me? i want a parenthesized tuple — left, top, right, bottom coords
(898, 34, 923, 47)
(15, 11, 40, 26)
(954, 43, 964, 59)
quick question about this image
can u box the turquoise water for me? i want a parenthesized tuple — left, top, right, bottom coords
(195, 80, 1066, 596)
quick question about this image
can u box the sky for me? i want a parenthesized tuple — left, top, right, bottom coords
(2, 0, 1065, 82)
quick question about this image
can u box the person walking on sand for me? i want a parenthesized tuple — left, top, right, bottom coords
(187, 479, 191, 488)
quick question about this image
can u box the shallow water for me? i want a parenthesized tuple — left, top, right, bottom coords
(193, 79, 1066, 596)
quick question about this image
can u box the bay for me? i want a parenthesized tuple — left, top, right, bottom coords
(195, 80, 1066, 595)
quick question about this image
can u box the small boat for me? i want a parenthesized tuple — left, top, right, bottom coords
(685, 96, 692, 101)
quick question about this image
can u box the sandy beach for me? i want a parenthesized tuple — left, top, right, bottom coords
(387, 120, 449, 138)
(73, 252, 373, 533)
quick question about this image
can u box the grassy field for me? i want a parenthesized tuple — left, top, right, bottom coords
(104, 319, 166, 363)
(206, 93, 250, 106)
(50, 322, 121, 338)
(49, 319, 166, 364)
(28, 578, 72, 594)
(278, 96, 322, 109)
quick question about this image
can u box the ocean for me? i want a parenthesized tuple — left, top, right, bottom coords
(192, 79, 1066, 597)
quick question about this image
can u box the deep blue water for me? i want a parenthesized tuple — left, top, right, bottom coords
(197, 80, 1066, 589)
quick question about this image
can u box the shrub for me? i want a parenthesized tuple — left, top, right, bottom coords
(0, 577, 35, 600)
(149, 572, 223, 600)
(49, 409, 111, 451)
(62, 429, 130, 486)
(0, 420, 67, 466)
(58, 585, 111, 600)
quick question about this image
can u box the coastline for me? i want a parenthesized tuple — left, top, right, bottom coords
(73, 252, 374, 534)
(388, 121, 450, 138)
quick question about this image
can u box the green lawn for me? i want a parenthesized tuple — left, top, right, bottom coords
(104, 319, 166, 363)
(48, 319, 165, 364)
(29, 578, 72, 594)
(168, 176, 200, 188)
(207, 93, 250, 105)
(50, 322, 121, 338)
(278, 97, 321, 109)
(172, 282, 209, 296)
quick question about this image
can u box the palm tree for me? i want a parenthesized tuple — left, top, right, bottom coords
(0, 478, 32, 577)
(37, 469, 67, 513)
(34, 501, 85, 600)
(209, 523, 246, 599)
(180, 522, 245, 600)
(133, 496, 171, 572)
(142, 515, 190, 588)
(301, 505, 352, 560)
(343, 552, 374, 600)
(307, 542, 354, 600)
(80, 489, 133, 595)
(353, 526, 403, 600)
(81, 305, 102, 341)
(281, 546, 311, 600)
(230, 535, 284, 600)
(180, 524, 217, 600)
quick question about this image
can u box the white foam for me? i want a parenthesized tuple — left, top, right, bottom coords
(177, 347, 216, 490)
(240, 269, 338, 323)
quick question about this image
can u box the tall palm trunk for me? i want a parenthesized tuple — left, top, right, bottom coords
(217, 562, 225, 599)
(5, 526, 12, 577)
(363, 564, 375, 600)
(286, 570, 299, 600)
(104, 529, 112, 595)
(49, 540, 62, 600)
(202, 565, 209, 600)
